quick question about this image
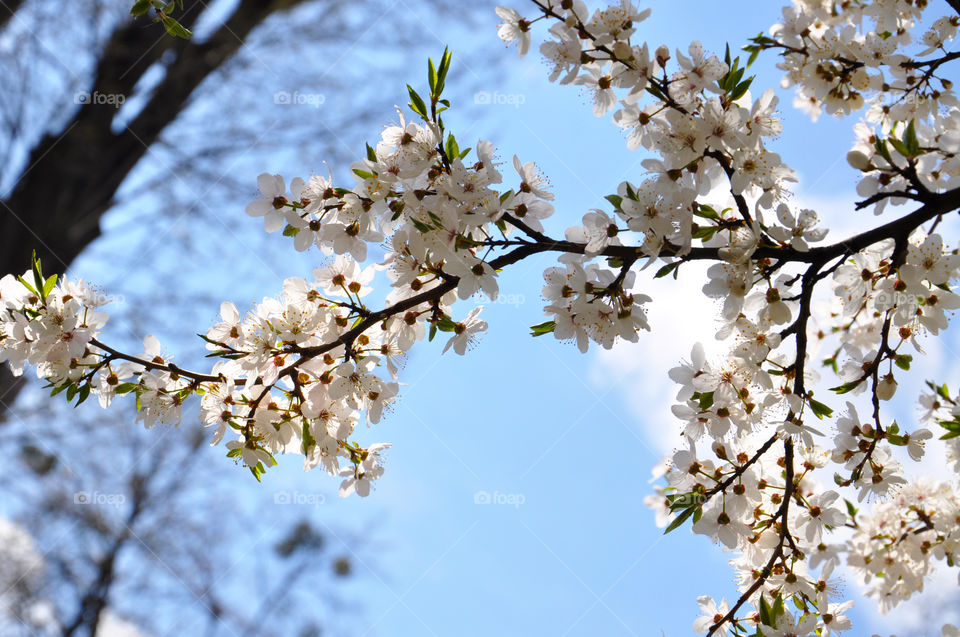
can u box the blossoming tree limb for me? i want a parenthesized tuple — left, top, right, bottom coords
(3, 0, 960, 634)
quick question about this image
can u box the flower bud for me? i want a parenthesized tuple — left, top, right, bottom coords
(613, 41, 633, 61)
(877, 373, 898, 401)
(655, 45, 670, 68)
(847, 150, 872, 171)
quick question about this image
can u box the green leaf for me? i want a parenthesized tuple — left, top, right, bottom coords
(428, 57, 438, 94)
(435, 48, 451, 97)
(436, 317, 458, 332)
(691, 225, 718, 241)
(366, 143, 377, 163)
(75, 383, 91, 406)
(808, 397, 833, 419)
(17, 275, 38, 297)
(771, 594, 786, 624)
(874, 138, 892, 164)
(50, 382, 70, 397)
(159, 14, 192, 39)
(227, 448, 243, 458)
(445, 133, 460, 160)
(301, 421, 316, 456)
(938, 418, 960, 433)
(282, 224, 300, 237)
(692, 391, 712, 410)
(729, 77, 754, 101)
(130, 0, 152, 15)
(888, 136, 912, 159)
(115, 382, 139, 395)
(654, 262, 680, 279)
(758, 592, 773, 626)
(830, 380, 861, 394)
(693, 204, 720, 221)
(42, 274, 58, 298)
(529, 320, 556, 337)
(352, 168, 376, 180)
(663, 505, 697, 534)
(31, 253, 45, 300)
(407, 85, 428, 120)
(902, 119, 921, 157)
(844, 499, 858, 519)
(605, 194, 623, 210)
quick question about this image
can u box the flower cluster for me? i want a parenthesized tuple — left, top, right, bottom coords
(0, 0, 959, 634)
(495, 1, 960, 634)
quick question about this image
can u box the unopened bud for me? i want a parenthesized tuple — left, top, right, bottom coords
(613, 41, 633, 61)
(655, 45, 670, 68)
(846, 150, 872, 171)
(877, 374, 898, 401)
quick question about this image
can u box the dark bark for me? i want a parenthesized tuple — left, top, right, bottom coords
(0, 0, 307, 421)
(0, 0, 25, 30)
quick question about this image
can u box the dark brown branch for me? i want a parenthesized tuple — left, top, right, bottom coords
(0, 0, 24, 31)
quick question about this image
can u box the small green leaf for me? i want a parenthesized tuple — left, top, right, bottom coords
(529, 320, 556, 337)
(159, 14, 192, 39)
(407, 85, 428, 120)
(428, 57, 438, 94)
(654, 262, 680, 279)
(808, 397, 833, 420)
(50, 382, 70, 397)
(663, 505, 697, 534)
(697, 391, 715, 411)
(888, 136, 912, 159)
(830, 380, 861, 394)
(130, 0, 152, 15)
(693, 204, 720, 221)
(902, 119, 921, 157)
(436, 317, 458, 332)
(75, 383, 91, 406)
(42, 274, 58, 298)
(445, 133, 460, 160)
(605, 194, 623, 210)
(115, 382, 139, 395)
(844, 499, 858, 519)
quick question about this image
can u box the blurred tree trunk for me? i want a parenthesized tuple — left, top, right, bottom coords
(0, 0, 309, 421)
(0, 0, 25, 29)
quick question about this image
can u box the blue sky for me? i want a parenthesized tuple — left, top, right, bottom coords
(48, 0, 960, 635)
